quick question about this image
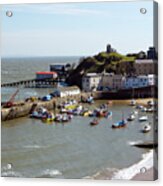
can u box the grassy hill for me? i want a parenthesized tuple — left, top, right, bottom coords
(67, 51, 136, 87)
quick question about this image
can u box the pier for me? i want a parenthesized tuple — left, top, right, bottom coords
(1, 78, 65, 88)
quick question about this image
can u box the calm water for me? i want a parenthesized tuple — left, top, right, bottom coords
(1, 103, 155, 178)
(1, 56, 80, 102)
(1, 57, 155, 178)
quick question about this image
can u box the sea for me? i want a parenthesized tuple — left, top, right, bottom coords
(1, 57, 155, 179)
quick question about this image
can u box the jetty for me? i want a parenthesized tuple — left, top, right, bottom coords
(1, 77, 65, 88)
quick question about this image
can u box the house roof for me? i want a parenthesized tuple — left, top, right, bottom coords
(36, 71, 57, 75)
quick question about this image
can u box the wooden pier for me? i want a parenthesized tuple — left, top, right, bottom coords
(1, 78, 65, 88)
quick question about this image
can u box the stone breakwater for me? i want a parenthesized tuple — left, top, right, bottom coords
(1, 94, 85, 121)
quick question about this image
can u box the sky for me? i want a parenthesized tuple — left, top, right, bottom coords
(1, 1, 154, 57)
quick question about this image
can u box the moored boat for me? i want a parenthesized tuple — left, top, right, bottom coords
(139, 116, 148, 122)
(30, 107, 48, 119)
(112, 119, 127, 128)
(42, 113, 55, 122)
(147, 100, 156, 107)
(90, 119, 99, 126)
(130, 99, 136, 106)
(142, 123, 151, 133)
(127, 114, 135, 121)
(105, 111, 112, 118)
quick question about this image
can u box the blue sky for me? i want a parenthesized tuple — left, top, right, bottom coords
(1, 1, 154, 57)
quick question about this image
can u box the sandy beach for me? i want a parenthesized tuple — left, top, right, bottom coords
(111, 98, 156, 106)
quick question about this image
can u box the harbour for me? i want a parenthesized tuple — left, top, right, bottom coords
(1, 56, 157, 179)
(1, 101, 156, 178)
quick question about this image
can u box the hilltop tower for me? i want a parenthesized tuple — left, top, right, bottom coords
(106, 44, 116, 53)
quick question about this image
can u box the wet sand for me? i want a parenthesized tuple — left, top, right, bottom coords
(111, 98, 156, 106)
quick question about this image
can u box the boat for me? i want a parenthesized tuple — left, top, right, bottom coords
(147, 100, 156, 107)
(142, 124, 151, 133)
(87, 96, 94, 104)
(139, 116, 148, 122)
(105, 111, 112, 118)
(88, 111, 96, 117)
(42, 113, 55, 122)
(136, 105, 144, 109)
(132, 110, 138, 115)
(130, 99, 136, 106)
(30, 107, 48, 119)
(55, 114, 63, 122)
(60, 108, 68, 113)
(112, 119, 127, 128)
(127, 114, 135, 121)
(146, 107, 156, 113)
(73, 109, 82, 116)
(83, 111, 90, 117)
(141, 107, 147, 112)
(62, 115, 70, 122)
(96, 109, 107, 117)
(90, 119, 99, 126)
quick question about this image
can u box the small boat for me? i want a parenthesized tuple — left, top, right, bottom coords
(68, 114, 73, 120)
(139, 116, 148, 122)
(147, 100, 156, 107)
(132, 110, 138, 115)
(142, 124, 151, 133)
(136, 105, 144, 109)
(141, 107, 147, 112)
(55, 114, 63, 122)
(30, 107, 48, 119)
(87, 96, 94, 104)
(96, 109, 107, 117)
(60, 108, 68, 113)
(42, 113, 55, 122)
(130, 99, 136, 106)
(105, 111, 112, 118)
(112, 119, 127, 128)
(88, 111, 96, 117)
(90, 119, 99, 126)
(80, 108, 88, 116)
(62, 115, 70, 122)
(73, 109, 81, 116)
(146, 107, 156, 113)
(127, 114, 135, 121)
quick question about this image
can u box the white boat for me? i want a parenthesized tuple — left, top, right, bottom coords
(147, 100, 156, 107)
(60, 108, 68, 113)
(141, 107, 147, 112)
(139, 116, 148, 122)
(127, 114, 135, 121)
(136, 105, 144, 109)
(130, 99, 136, 106)
(146, 107, 156, 113)
(142, 124, 151, 133)
(133, 110, 138, 115)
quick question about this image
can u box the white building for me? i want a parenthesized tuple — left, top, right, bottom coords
(125, 74, 156, 89)
(112, 75, 126, 90)
(54, 86, 81, 97)
(82, 73, 101, 92)
(82, 73, 127, 91)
